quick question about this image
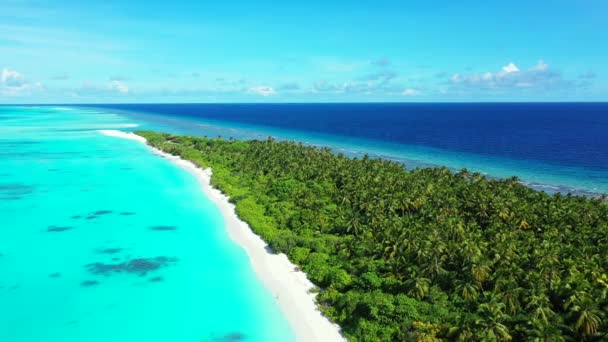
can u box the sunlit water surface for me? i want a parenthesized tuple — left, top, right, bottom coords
(0, 106, 293, 342)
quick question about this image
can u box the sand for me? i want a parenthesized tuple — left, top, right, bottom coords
(100, 129, 345, 342)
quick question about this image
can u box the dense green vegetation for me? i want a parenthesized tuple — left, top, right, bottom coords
(137, 131, 608, 341)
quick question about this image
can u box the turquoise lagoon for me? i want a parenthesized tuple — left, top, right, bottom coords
(0, 106, 294, 342)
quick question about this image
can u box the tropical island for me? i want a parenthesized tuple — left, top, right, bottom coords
(137, 130, 608, 341)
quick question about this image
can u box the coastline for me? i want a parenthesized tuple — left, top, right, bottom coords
(99, 130, 346, 342)
(92, 104, 608, 197)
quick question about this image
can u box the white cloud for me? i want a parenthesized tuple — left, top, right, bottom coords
(358, 70, 397, 84)
(277, 82, 301, 91)
(1, 68, 26, 87)
(531, 60, 548, 72)
(402, 88, 420, 96)
(313, 68, 400, 95)
(312, 80, 342, 93)
(110, 80, 129, 94)
(501, 63, 520, 74)
(449, 61, 568, 90)
(247, 86, 276, 96)
(0, 68, 43, 96)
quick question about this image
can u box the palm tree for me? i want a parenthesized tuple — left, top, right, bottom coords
(565, 292, 604, 338)
(475, 301, 512, 341)
(138, 131, 608, 341)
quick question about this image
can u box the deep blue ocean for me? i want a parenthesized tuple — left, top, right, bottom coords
(89, 103, 608, 170)
(84, 103, 608, 195)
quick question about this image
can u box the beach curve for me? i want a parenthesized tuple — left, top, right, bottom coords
(99, 129, 346, 342)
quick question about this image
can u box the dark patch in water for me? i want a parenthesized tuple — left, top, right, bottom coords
(0, 140, 41, 145)
(0, 184, 32, 191)
(97, 248, 123, 254)
(48, 168, 60, 172)
(202, 333, 246, 342)
(120, 167, 132, 170)
(0, 183, 34, 197)
(93, 210, 112, 215)
(49, 272, 61, 278)
(81, 280, 100, 287)
(224, 333, 246, 341)
(0, 196, 21, 200)
(47, 225, 74, 232)
(66, 320, 78, 326)
(149, 225, 177, 231)
(0, 152, 37, 157)
(149, 276, 164, 282)
(72, 215, 82, 219)
(86, 256, 177, 276)
(86, 215, 97, 220)
(120, 212, 136, 216)
(111, 257, 121, 261)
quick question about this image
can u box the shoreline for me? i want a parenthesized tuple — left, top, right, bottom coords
(99, 130, 345, 342)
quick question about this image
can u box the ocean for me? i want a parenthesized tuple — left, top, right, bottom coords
(0, 106, 293, 342)
(1, 102, 607, 341)
(87, 103, 608, 195)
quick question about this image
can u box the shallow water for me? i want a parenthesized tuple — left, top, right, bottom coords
(0, 106, 293, 342)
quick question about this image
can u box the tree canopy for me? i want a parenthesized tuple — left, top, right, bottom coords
(137, 131, 608, 341)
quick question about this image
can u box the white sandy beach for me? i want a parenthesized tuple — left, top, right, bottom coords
(99, 130, 346, 342)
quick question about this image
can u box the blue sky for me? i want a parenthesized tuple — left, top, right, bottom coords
(1, 0, 607, 103)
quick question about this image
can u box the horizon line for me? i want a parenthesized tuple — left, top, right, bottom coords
(2, 101, 608, 106)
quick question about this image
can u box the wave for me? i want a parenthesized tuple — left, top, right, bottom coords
(98, 130, 147, 143)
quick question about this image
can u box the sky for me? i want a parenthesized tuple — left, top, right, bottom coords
(1, 0, 607, 103)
